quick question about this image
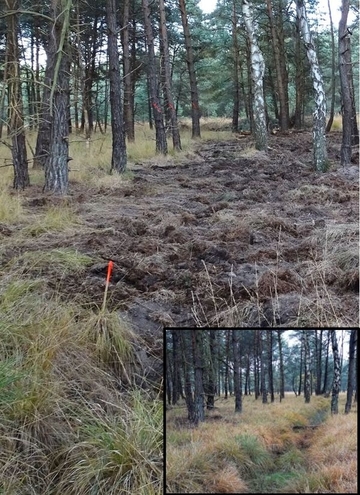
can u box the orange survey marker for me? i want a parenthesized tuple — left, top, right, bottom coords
(101, 260, 114, 312)
(106, 260, 114, 283)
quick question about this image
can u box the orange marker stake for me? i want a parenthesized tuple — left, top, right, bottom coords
(101, 260, 114, 312)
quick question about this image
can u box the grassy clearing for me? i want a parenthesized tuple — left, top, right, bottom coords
(166, 394, 357, 494)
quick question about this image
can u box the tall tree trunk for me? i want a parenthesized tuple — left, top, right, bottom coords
(330, 330, 341, 414)
(159, 0, 181, 151)
(294, 18, 304, 129)
(231, 0, 240, 132)
(298, 336, 303, 396)
(224, 329, 230, 399)
(171, 330, 181, 405)
(315, 330, 323, 395)
(325, 0, 336, 133)
(6, 0, 30, 190)
(43, 0, 71, 194)
(265, 0, 289, 131)
(303, 331, 311, 403)
(260, 331, 268, 404)
(192, 330, 205, 425)
(322, 331, 330, 394)
(178, 0, 201, 138)
(106, 0, 127, 173)
(142, 0, 167, 154)
(180, 330, 195, 421)
(339, 0, 359, 165)
(267, 330, 274, 402)
(254, 330, 260, 399)
(277, 330, 285, 400)
(296, 0, 328, 171)
(345, 330, 357, 413)
(242, 0, 267, 151)
(122, 0, 135, 142)
(206, 330, 217, 410)
(232, 330, 242, 412)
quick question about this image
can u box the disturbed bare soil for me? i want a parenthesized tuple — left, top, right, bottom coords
(2, 131, 359, 328)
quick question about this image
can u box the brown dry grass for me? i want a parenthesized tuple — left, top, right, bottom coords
(166, 393, 357, 494)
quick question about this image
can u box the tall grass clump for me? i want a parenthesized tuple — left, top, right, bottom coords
(25, 205, 80, 236)
(0, 188, 23, 223)
(0, 265, 163, 494)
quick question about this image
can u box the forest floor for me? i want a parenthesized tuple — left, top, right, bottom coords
(166, 393, 357, 493)
(1, 130, 358, 329)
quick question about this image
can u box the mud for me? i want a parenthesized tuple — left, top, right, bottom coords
(2, 131, 358, 328)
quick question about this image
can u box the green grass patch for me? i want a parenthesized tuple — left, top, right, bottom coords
(13, 248, 93, 277)
(25, 206, 80, 235)
(235, 433, 274, 473)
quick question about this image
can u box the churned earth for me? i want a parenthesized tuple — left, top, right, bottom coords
(1, 131, 358, 329)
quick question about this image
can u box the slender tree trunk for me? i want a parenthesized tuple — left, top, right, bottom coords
(303, 331, 311, 403)
(339, 0, 359, 165)
(298, 337, 303, 396)
(330, 330, 341, 414)
(268, 330, 274, 402)
(122, 0, 135, 142)
(180, 330, 195, 421)
(43, 0, 71, 194)
(325, 0, 336, 133)
(171, 330, 181, 405)
(142, 0, 167, 153)
(345, 330, 357, 413)
(232, 330, 242, 412)
(277, 330, 285, 400)
(159, 0, 181, 151)
(265, 0, 289, 131)
(261, 331, 268, 404)
(206, 330, 217, 410)
(106, 0, 127, 173)
(224, 330, 230, 399)
(242, 0, 267, 151)
(178, 0, 201, 138)
(294, 18, 304, 129)
(315, 330, 323, 395)
(6, 0, 30, 190)
(322, 330, 330, 394)
(192, 330, 205, 425)
(231, 0, 240, 132)
(296, 0, 328, 171)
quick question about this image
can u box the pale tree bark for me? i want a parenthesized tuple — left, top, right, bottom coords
(339, 0, 359, 165)
(5, 0, 30, 189)
(330, 330, 341, 414)
(43, 0, 71, 194)
(178, 0, 201, 138)
(232, 329, 242, 412)
(242, 0, 267, 151)
(142, 0, 167, 154)
(296, 0, 328, 172)
(106, 0, 127, 173)
(345, 330, 357, 413)
(159, 0, 181, 151)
